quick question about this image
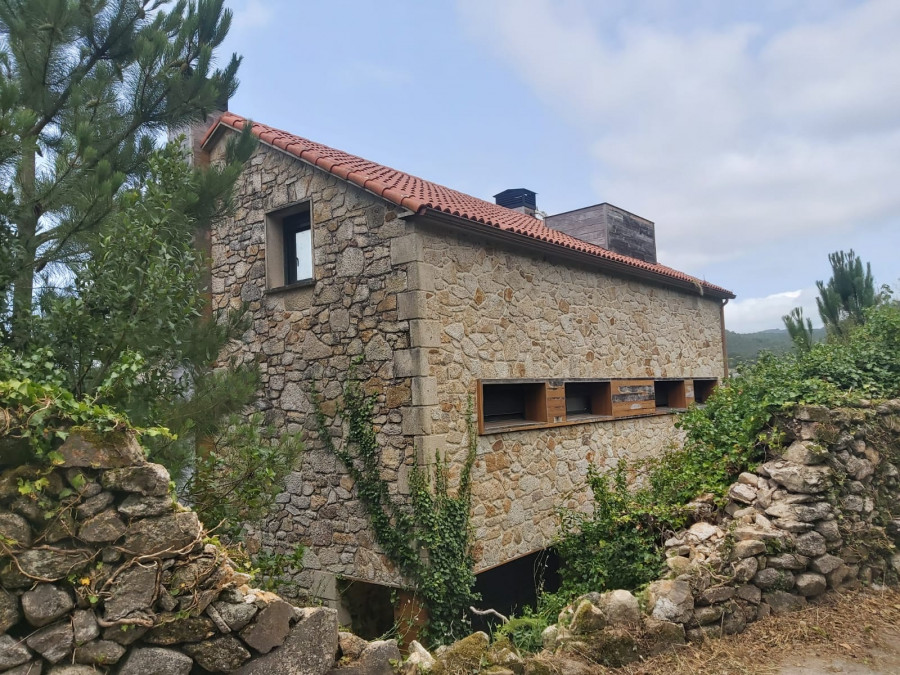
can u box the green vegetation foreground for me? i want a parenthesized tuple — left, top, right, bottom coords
(557, 300, 900, 597)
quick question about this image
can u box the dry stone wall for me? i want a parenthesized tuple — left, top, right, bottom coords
(0, 431, 345, 674)
(0, 431, 415, 675)
(547, 400, 900, 657)
(645, 400, 900, 638)
(397, 400, 900, 672)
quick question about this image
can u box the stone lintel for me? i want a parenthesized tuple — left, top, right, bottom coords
(307, 570, 340, 602)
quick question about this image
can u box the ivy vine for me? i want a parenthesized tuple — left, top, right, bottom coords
(312, 367, 478, 645)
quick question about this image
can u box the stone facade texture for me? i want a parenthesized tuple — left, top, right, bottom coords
(411, 225, 723, 570)
(207, 130, 727, 596)
(208, 138, 418, 591)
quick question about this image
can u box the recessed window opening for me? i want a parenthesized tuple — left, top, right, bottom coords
(482, 382, 546, 426)
(565, 383, 592, 416)
(564, 381, 612, 417)
(655, 380, 687, 409)
(265, 202, 313, 290)
(283, 211, 312, 285)
(693, 379, 718, 404)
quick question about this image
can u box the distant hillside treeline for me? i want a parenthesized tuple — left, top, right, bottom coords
(726, 328, 826, 367)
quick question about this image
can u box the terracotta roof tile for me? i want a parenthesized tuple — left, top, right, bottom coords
(203, 113, 733, 298)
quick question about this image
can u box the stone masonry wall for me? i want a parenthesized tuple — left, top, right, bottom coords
(408, 223, 725, 571)
(469, 416, 683, 571)
(208, 137, 419, 595)
(0, 431, 341, 675)
(395, 400, 900, 673)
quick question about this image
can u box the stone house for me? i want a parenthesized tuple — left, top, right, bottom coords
(196, 112, 734, 626)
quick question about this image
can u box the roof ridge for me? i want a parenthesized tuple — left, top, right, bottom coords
(202, 112, 733, 298)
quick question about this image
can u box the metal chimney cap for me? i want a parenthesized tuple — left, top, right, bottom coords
(494, 188, 537, 210)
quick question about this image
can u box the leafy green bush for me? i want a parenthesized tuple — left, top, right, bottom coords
(557, 462, 668, 595)
(495, 613, 548, 654)
(557, 304, 900, 594)
(0, 347, 151, 461)
(183, 413, 303, 540)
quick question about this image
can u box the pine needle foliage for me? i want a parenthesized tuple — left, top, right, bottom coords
(0, 0, 241, 343)
(816, 249, 878, 338)
(783, 249, 888, 349)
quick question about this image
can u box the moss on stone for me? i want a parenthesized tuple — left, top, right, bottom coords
(433, 632, 489, 675)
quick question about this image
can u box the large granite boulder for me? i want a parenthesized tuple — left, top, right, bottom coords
(235, 607, 338, 675)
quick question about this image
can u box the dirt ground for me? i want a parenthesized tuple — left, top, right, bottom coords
(614, 587, 900, 675)
(775, 633, 900, 675)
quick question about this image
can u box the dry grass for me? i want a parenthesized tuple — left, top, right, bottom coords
(553, 587, 900, 675)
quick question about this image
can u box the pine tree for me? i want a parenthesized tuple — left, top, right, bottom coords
(0, 0, 239, 345)
(0, 2, 303, 517)
(815, 250, 879, 339)
(783, 249, 886, 349)
(783, 306, 814, 351)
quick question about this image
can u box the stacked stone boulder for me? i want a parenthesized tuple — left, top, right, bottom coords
(400, 400, 900, 672)
(0, 430, 340, 674)
(652, 400, 900, 639)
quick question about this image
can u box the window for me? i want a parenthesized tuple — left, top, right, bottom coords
(480, 382, 547, 430)
(283, 212, 312, 285)
(654, 380, 687, 409)
(477, 377, 713, 434)
(693, 378, 718, 404)
(265, 203, 313, 289)
(564, 381, 612, 418)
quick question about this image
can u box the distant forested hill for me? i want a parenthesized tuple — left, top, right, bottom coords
(726, 328, 826, 367)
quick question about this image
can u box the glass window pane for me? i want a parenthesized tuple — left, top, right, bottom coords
(295, 227, 312, 280)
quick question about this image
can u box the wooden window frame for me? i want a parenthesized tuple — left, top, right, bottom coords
(654, 379, 689, 410)
(476, 376, 714, 435)
(564, 381, 612, 419)
(692, 378, 719, 404)
(478, 380, 548, 434)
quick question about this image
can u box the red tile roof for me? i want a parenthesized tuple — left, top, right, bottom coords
(203, 112, 733, 298)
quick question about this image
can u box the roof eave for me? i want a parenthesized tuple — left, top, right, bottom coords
(417, 209, 736, 300)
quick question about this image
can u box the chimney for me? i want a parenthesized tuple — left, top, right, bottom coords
(167, 99, 228, 166)
(544, 202, 657, 264)
(494, 188, 538, 216)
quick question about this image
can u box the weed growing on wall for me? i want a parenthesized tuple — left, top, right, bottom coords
(1, 347, 301, 554)
(0, 347, 159, 462)
(184, 413, 303, 541)
(557, 303, 900, 594)
(312, 368, 478, 645)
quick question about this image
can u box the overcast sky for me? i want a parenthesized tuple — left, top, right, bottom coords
(221, 0, 899, 333)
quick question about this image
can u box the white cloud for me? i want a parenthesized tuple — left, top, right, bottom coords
(456, 0, 900, 273)
(724, 287, 820, 333)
